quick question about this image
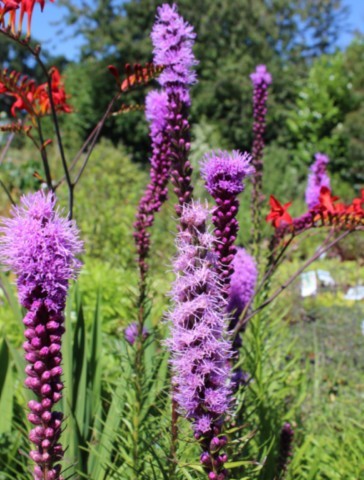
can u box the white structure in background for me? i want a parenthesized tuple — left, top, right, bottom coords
(0, 112, 8, 145)
(301, 270, 336, 297)
(316, 270, 335, 287)
(301, 271, 318, 297)
(344, 286, 364, 301)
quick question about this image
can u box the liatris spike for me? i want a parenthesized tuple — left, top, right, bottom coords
(305, 153, 331, 209)
(0, 191, 82, 480)
(151, 3, 198, 216)
(168, 201, 232, 479)
(201, 150, 254, 295)
(250, 64, 272, 250)
(227, 247, 257, 388)
(133, 90, 171, 279)
(276, 422, 294, 478)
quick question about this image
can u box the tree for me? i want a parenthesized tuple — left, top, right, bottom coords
(57, 0, 349, 158)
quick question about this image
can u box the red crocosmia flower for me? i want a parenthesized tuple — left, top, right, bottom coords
(334, 202, 346, 214)
(266, 195, 293, 228)
(347, 198, 364, 216)
(318, 186, 339, 215)
(36, 67, 72, 115)
(0, 0, 20, 31)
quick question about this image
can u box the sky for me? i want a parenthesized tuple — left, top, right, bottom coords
(31, 0, 364, 61)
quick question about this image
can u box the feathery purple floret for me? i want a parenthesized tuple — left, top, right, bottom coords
(151, 3, 197, 216)
(0, 191, 82, 480)
(202, 150, 254, 197)
(151, 3, 197, 104)
(168, 201, 231, 478)
(228, 247, 258, 319)
(250, 64, 272, 87)
(201, 151, 253, 294)
(134, 90, 171, 279)
(305, 153, 331, 209)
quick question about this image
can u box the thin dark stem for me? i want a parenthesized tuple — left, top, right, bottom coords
(0, 133, 15, 165)
(36, 117, 53, 191)
(234, 229, 351, 335)
(0, 178, 15, 205)
(72, 93, 120, 187)
(1, 32, 73, 215)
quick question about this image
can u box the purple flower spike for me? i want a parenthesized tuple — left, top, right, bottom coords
(151, 3, 197, 216)
(305, 153, 331, 209)
(276, 422, 294, 478)
(168, 201, 231, 478)
(250, 64, 272, 248)
(124, 322, 149, 346)
(227, 247, 258, 389)
(134, 90, 171, 279)
(201, 150, 253, 295)
(228, 247, 258, 320)
(0, 191, 82, 480)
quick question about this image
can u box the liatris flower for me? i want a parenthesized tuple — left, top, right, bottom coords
(168, 201, 231, 479)
(305, 153, 331, 209)
(0, 191, 82, 480)
(124, 322, 149, 346)
(201, 150, 253, 295)
(228, 247, 258, 324)
(227, 247, 257, 388)
(151, 3, 198, 216)
(250, 64, 272, 248)
(133, 90, 171, 279)
(276, 422, 294, 478)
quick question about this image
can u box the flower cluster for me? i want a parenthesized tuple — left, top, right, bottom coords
(168, 201, 231, 478)
(133, 90, 171, 278)
(151, 3, 197, 216)
(305, 153, 331, 209)
(201, 150, 253, 294)
(0, 66, 72, 118)
(151, 3, 197, 104)
(0, 191, 82, 480)
(0, 0, 55, 37)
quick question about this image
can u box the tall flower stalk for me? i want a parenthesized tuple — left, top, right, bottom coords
(0, 191, 82, 480)
(250, 65, 272, 254)
(168, 201, 231, 479)
(151, 3, 197, 216)
(133, 89, 171, 282)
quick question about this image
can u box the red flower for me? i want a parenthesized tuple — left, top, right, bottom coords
(36, 67, 72, 115)
(317, 186, 339, 214)
(1, 67, 72, 117)
(266, 195, 293, 228)
(0, 0, 53, 36)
